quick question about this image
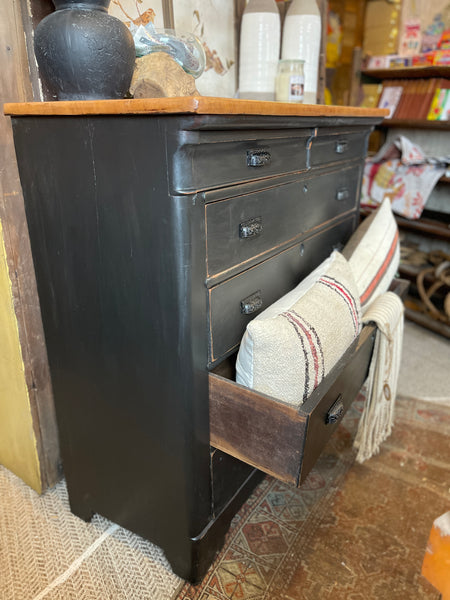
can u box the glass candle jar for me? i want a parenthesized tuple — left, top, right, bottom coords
(275, 59, 305, 103)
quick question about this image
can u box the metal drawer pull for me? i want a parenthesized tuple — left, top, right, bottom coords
(240, 290, 263, 315)
(325, 394, 345, 425)
(336, 188, 350, 201)
(247, 149, 271, 167)
(335, 140, 348, 154)
(239, 216, 263, 239)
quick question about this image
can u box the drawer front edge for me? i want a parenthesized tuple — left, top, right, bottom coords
(298, 325, 376, 484)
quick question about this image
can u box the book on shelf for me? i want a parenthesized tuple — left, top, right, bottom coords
(393, 79, 412, 119)
(377, 83, 403, 118)
(420, 79, 439, 119)
(427, 88, 450, 120)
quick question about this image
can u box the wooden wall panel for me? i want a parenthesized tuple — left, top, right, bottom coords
(0, 0, 61, 491)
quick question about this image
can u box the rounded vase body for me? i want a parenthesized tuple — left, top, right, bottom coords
(34, 0, 135, 100)
(281, 0, 321, 104)
(238, 0, 280, 101)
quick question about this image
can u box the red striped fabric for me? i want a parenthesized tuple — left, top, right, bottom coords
(319, 276, 360, 335)
(360, 230, 399, 305)
(282, 311, 323, 394)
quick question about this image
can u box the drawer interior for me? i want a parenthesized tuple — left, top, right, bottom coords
(209, 323, 376, 487)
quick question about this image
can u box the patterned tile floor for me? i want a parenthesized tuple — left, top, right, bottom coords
(178, 394, 450, 600)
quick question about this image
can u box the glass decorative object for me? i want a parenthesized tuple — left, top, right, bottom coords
(130, 25, 206, 78)
(275, 59, 305, 103)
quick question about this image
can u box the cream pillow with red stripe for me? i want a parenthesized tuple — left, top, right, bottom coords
(342, 198, 399, 310)
(236, 251, 361, 407)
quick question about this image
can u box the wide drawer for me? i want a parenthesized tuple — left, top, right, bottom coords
(208, 218, 355, 365)
(206, 164, 362, 280)
(171, 130, 312, 193)
(309, 128, 369, 168)
(209, 323, 375, 486)
(209, 278, 407, 487)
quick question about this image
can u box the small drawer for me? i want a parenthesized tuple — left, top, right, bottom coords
(209, 323, 376, 486)
(206, 165, 362, 279)
(171, 131, 312, 193)
(210, 449, 257, 516)
(208, 218, 355, 365)
(309, 128, 369, 168)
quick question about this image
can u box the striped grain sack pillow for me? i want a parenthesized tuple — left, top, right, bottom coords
(236, 251, 361, 407)
(342, 198, 399, 310)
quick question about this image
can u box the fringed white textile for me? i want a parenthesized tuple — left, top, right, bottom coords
(354, 291, 404, 463)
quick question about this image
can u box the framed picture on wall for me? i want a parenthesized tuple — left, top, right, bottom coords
(109, 0, 166, 29)
(168, 0, 237, 98)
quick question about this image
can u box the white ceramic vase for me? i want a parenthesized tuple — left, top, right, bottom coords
(281, 0, 321, 104)
(238, 0, 280, 101)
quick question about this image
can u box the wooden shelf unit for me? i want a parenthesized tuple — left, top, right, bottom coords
(380, 119, 450, 130)
(362, 65, 450, 128)
(362, 66, 450, 80)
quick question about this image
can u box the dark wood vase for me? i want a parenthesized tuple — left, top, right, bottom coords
(34, 0, 135, 100)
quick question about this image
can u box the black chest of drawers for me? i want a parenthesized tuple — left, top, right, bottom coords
(6, 98, 385, 582)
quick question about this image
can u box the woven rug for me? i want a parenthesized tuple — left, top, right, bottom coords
(1, 394, 449, 599)
(0, 468, 183, 599)
(178, 394, 450, 600)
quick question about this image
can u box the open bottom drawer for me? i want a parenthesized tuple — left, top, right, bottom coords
(209, 324, 375, 487)
(209, 279, 408, 486)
